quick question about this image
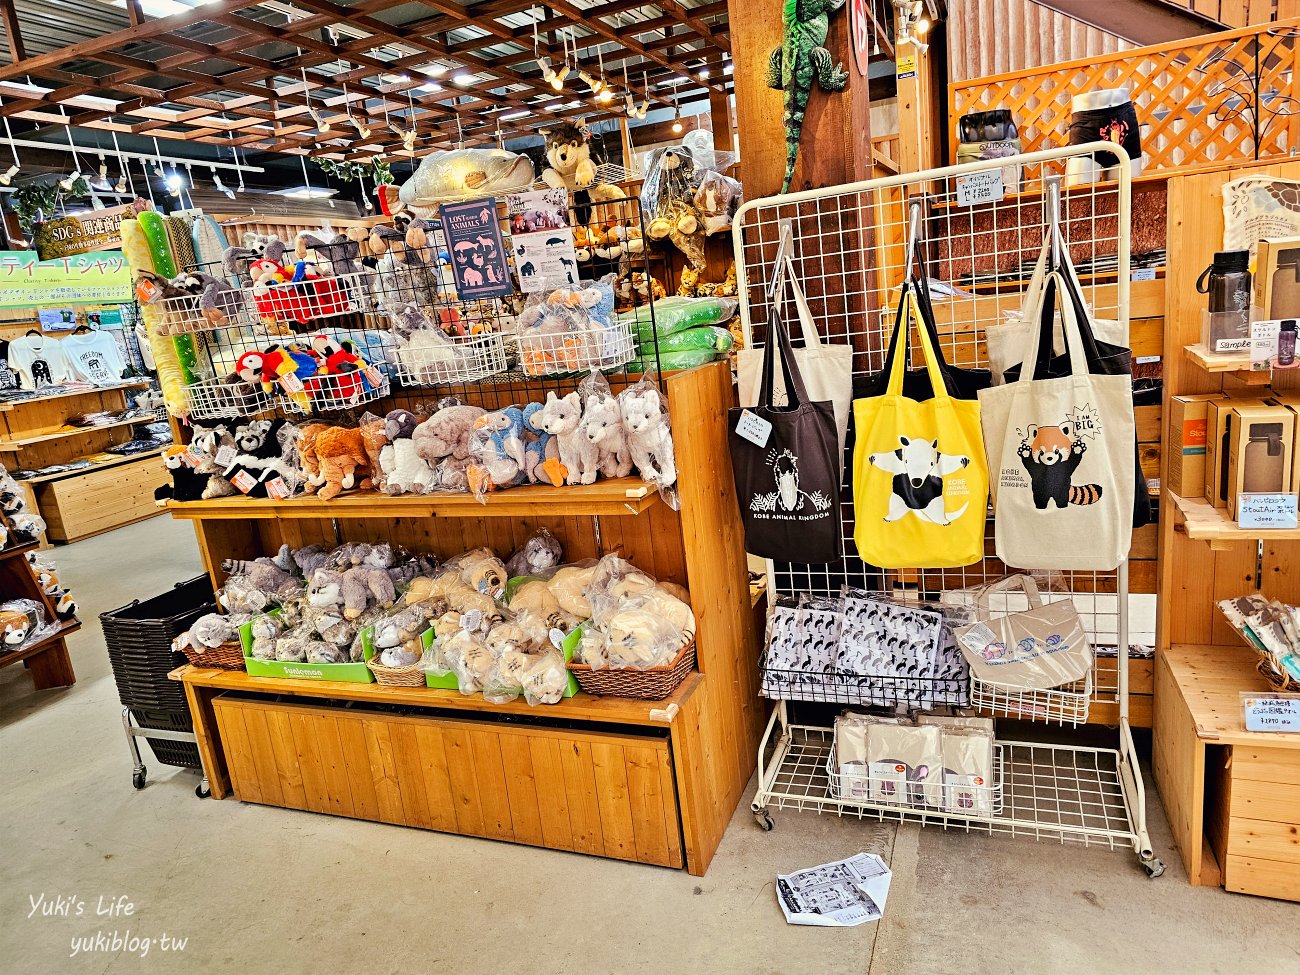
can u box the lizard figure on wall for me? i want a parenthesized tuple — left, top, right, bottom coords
(767, 0, 850, 194)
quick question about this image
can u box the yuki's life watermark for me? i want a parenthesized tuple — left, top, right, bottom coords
(25, 893, 188, 959)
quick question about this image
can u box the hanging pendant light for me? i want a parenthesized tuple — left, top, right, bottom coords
(0, 98, 20, 185)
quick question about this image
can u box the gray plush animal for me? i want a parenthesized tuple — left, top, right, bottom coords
(505, 530, 563, 578)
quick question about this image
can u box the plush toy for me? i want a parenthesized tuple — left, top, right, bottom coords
(521, 402, 566, 486)
(536, 391, 598, 486)
(693, 171, 742, 235)
(185, 612, 239, 650)
(372, 604, 429, 666)
(154, 446, 210, 505)
(271, 543, 330, 580)
(548, 563, 598, 618)
(573, 226, 594, 262)
(516, 298, 595, 376)
(466, 407, 528, 496)
(508, 580, 580, 633)
(520, 651, 568, 705)
(593, 223, 625, 261)
(384, 409, 422, 441)
(581, 393, 633, 479)
(379, 436, 437, 495)
(505, 529, 563, 578)
(614, 272, 667, 312)
(295, 422, 329, 495)
(172, 270, 244, 327)
(311, 426, 370, 500)
(412, 402, 485, 466)
(224, 418, 294, 497)
(248, 615, 280, 661)
(539, 123, 620, 202)
(620, 385, 678, 488)
(398, 147, 534, 211)
(458, 551, 508, 599)
(341, 565, 398, 619)
(222, 557, 299, 595)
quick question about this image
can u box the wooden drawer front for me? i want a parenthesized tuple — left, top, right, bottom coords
(1225, 818, 1300, 867)
(1224, 854, 1300, 901)
(38, 456, 162, 541)
(211, 696, 683, 868)
(1232, 746, 1300, 786)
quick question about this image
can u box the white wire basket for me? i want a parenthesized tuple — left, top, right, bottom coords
(184, 376, 274, 420)
(279, 367, 390, 415)
(394, 332, 508, 386)
(826, 735, 1004, 819)
(517, 321, 635, 377)
(248, 271, 375, 327)
(969, 667, 1093, 726)
(158, 289, 252, 334)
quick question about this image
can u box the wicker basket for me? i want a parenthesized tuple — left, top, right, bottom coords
(366, 650, 427, 687)
(567, 639, 696, 700)
(180, 640, 246, 671)
(1258, 657, 1300, 692)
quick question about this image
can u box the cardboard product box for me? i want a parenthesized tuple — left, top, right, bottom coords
(1227, 404, 1294, 519)
(1255, 237, 1300, 321)
(1264, 392, 1300, 490)
(1168, 394, 1218, 499)
(1206, 397, 1268, 507)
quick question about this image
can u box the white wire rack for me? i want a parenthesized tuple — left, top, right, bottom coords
(249, 270, 376, 327)
(735, 144, 1161, 875)
(283, 368, 390, 414)
(828, 735, 1006, 818)
(394, 332, 510, 386)
(184, 375, 275, 421)
(158, 289, 253, 334)
(517, 320, 636, 376)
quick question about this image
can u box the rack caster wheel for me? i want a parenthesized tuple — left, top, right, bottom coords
(1141, 857, 1165, 879)
(195, 782, 210, 799)
(754, 809, 775, 832)
(132, 768, 146, 790)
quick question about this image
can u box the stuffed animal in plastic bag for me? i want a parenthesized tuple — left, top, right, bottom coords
(249, 615, 281, 661)
(412, 402, 485, 466)
(620, 383, 677, 489)
(536, 391, 598, 485)
(693, 170, 742, 235)
(505, 529, 563, 579)
(466, 406, 528, 498)
(521, 402, 566, 486)
(508, 579, 580, 633)
(311, 426, 370, 500)
(580, 393, 633, 479)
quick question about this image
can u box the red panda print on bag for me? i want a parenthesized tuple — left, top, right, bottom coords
(1018, 422, 1104, 509)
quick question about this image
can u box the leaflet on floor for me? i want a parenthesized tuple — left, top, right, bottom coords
(775, 852, 892, 927)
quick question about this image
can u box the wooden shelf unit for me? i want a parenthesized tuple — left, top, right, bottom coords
(1169, 492, 1300, 550)
(0, 382, 164, 543)
(0, 531, 77, 690)
(1183, 344, 1268, 383)
(168, 362, 764, 877)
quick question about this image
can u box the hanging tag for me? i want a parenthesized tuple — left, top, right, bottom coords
(279, 371, 305, 394)
(184, 442, 206, 466)
(460, 609, 483, 632)
(264, 476, 290, 499)
(214, 444, 237, 468)
(362, 366, 382, 387)
(229, 469, 258, 494)
(135, 277, 162, 305)
(734, 409, 772, 448)
(549, 627, 566, 650)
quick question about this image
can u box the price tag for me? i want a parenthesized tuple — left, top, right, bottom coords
(734, 409, 772, 448)
(1130, 267, 1157, 282)
(1242, 693, 1300, 733)
(135, 277, 162, 305)
(460, 609, 483, 632)
(184, 443, 205, 467)
(279, 371, 305, 394)
(955, 169, 1005, 208)
(214, 444, 237, 468)
(363, 366, 382, 387)
(549, 627, 566, 650)
(229, 469, 257, 494)
(264, 476, 290, 499)
(1237, 493, 1299, 529)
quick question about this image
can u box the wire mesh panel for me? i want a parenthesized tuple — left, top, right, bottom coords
(732, 145, 1134, 660)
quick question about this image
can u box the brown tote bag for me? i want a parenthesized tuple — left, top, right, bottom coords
(729, 304, 842, 564)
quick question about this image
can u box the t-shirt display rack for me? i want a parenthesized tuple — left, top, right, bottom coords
(0, 308, 163, 542)
(731, 145, 1161, 876)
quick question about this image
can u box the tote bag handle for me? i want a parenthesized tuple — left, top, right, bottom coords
(758, 303, 814, 410)
(974, 574, 1045, 619)
(1017, 271, 1093, 383)
(885, 288, 951, 401)
(879, 247, 963, 386)
(782, 254, 829, 352)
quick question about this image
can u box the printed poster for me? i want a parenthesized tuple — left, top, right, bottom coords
(506, 188, 580, 292)
(37, 308, 77, 331)
(32, 201, 146, 261)
(439, 197, 513, 301)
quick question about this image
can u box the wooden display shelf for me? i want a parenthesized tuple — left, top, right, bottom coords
(167, 477, 660, 520)
(18, 448, 164, 484)
(0, 381, 150, 411)
(174, 665, 699, 726)
(1184, 344, 1267, 382)
(1154, 644, 1300, 902)
(0, 619, 79, 689)
(1169, 492, 1300, 549)
(0, 415, 148, 450)
(0, 539, 39, 561)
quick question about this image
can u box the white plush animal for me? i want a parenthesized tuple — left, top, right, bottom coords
(380, 439, 438, 495)
(619, 386, 677, 488)
(581, 393, 632, 479)
(537, 390, 598, 485)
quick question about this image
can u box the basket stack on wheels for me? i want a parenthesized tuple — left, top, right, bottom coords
(101, 576, 216, 782)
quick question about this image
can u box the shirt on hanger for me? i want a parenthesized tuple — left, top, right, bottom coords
(61, 331, 127, 386)
(6, 334, 70, 390)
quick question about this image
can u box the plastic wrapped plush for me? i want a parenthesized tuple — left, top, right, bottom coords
(624, 295, 738, 339)
(618, 372, 678, 505)
(521, 650, 568, 706)
(0, 597, 49, 647)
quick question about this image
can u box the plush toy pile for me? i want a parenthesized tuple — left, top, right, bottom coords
(623, 295, 738, 373)
(0, 468, 76, 634)
(175, 533, 694, 706)
(155, 417, 307, 502)
(515, 277, 626, 377)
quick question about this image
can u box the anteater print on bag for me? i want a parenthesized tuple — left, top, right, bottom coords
(867, 436, 971, 526)
(1016, 420, 1103, 510)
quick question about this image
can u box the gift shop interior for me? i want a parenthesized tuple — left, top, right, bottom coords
(1, 0, 1298, 972)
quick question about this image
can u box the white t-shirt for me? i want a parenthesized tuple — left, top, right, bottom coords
(61, 332, 127, 386)
(6, 335, 70, 389)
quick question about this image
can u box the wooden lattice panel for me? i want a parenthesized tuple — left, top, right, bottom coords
(950, 19, 1300, 176)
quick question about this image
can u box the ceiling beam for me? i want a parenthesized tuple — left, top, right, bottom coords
(0, 0, 24, 65)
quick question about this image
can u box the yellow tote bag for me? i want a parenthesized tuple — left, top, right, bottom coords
(852, 289, 989, 569)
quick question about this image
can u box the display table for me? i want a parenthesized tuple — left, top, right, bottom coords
(165, 363, 766, 876)
(1154, 645, 1300, 901)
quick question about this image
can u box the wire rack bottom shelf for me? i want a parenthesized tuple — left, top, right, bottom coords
(755, 725, 1135, 850)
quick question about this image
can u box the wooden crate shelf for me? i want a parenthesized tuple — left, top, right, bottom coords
(1170, 492, 1300, 549)
(1184, 344, 1267, 383)
(167, 478, 660, 520)
(0, 381, 150, 411)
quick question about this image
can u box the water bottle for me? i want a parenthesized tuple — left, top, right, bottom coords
(1197, 250, 1251, 352)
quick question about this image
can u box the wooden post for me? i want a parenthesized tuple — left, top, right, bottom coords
(895, 37, 938, 174)
(708, 86, 732, 154)
(729, 0, 873, 197)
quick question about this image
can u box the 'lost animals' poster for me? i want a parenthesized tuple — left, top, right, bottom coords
(440, 198, 513, 300)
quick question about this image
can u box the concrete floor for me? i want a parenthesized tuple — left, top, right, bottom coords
(1, 516, 1297, 974)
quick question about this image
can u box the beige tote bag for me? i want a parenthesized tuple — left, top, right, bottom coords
(978, 269, 1135, 571)
(984, 234, 1126, 385)
(954, 574, 1093, 690)
(738, 255, 853, 472)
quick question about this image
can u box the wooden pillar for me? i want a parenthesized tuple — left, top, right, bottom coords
(895, 37, 939, 175)
(708, 87, 732, 154)
(730, 0, 874, 197)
